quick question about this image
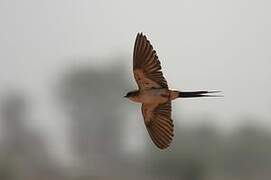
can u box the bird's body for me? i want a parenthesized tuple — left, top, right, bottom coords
(128, 89, 179, 104)
(125, 33, 220, 149)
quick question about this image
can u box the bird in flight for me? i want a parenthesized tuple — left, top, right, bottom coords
(124, 33, 220, 149)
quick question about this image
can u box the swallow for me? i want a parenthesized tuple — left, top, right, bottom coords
(124, 33, 220, 149)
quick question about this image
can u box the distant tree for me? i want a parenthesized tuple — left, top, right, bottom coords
(0, 92, 58, 180)
(58, 59, 131, 176)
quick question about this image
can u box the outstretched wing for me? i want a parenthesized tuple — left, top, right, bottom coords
(142, 101, 174, 149)
(133, 33, 168, 90)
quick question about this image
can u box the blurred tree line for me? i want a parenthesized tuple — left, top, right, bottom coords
(0, 59, 271, 180)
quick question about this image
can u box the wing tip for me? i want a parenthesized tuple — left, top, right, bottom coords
(157, 140, 173, 150)
(136, 32, 147, 39)
(148, 123, 174, 150)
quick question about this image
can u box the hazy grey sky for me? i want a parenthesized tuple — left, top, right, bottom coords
(0, 0, 271, 132)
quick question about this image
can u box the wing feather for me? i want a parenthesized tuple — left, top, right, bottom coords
(133, 33, 168, 90)
(142, 102, 174, 149)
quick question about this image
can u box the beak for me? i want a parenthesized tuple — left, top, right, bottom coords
(123, 95, 128, 98)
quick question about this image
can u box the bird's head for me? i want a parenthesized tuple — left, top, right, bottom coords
(124, 90, 139, 99)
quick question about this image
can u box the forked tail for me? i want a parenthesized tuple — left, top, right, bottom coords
(178, 91, 221, 98)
